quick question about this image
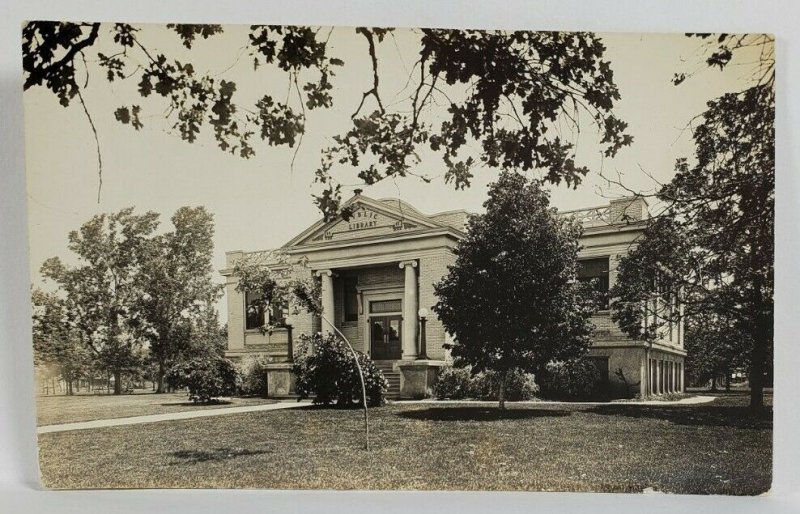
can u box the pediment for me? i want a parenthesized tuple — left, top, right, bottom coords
(285, 198, 440, 248)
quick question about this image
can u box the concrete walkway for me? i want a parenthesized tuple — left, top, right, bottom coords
(399, 395, 717, 407)
(38, 400, 309, 434)
(39, 395, 716, 435)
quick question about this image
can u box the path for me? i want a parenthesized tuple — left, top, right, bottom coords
(403, 395, 717, 407)
(38, 400, 309, 434)
(39, 395, 716, 434)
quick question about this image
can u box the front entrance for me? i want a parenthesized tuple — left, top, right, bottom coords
(370, 315, 402, 360)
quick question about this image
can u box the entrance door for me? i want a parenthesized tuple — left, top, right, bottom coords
(370, 316, 402, 360)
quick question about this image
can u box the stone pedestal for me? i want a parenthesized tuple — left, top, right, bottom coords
(265, 362, 296, 398)
(396, 360, 446, 399)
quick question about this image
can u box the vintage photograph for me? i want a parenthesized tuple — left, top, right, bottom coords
(23, 22, 773, 493)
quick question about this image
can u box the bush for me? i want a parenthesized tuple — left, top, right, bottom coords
(292, 333, 388, 407)
(433, 366, 539, 401)
(165, 356, 238, 403)
(237, 354, 272, 397)
(472, 369, 539, 401)
(433, 365, 473, 400)
(538, 359, 601, 400)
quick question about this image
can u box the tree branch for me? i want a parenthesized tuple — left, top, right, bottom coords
(352, 28, 385, 118)
(76, 88, 103, 203)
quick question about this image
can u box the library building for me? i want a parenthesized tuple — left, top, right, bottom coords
(221, 192, 686, 399)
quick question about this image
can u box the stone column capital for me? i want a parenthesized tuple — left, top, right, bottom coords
(315, 269, 334, 278)
(398, 260, 418, 269)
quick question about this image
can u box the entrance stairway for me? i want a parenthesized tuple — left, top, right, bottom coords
(373, 361, 401, 399)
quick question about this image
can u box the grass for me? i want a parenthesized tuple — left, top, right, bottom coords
(37, 392, 771, 494)
(36, 391, 276, 426)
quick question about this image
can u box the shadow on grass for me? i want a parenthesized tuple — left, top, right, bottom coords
(397, 406, 572, 422)
(169, 447, 270, 464)
(159, 400, 234, 407)
(586, 402, 772, 430)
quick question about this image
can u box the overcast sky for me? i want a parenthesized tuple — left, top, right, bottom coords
(24, 25, 757, 289)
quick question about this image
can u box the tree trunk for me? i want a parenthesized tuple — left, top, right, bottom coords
(156, 360, 166, 394)
(710, 376, 718, 392)
(113, 370, 122, 395)
(749, 335, 767, 413)
(725, 370, 731, 392)
(498, 371, 507, 411)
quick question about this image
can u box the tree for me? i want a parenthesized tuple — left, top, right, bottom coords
(22, 23, 630, 217)
(610, 34, 774, 412)
(433, 171, 597, 409)
(684, 312, 748, 391)
(134, 206, 223, 392)
(40, 207, 159, 394)
(31, 289, 92, 395)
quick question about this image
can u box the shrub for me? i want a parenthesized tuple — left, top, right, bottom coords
(472, 369, 539, 401)
(538, 359, 601, 400)
(237, 354, 272, 397)
(165, 356, 238, 403)
(433, 365, 473, 400)
(292, 333, 388, 407)
(434, 366, 539, 401)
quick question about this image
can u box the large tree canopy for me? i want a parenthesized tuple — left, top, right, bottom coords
(433, 171, 597, 409)
(23, 22, 631, 218)
(37, 206, 225, 394)
(40, 207, 160, 394)
(610, 34, 774, 411)
(133, 206, 223, 392)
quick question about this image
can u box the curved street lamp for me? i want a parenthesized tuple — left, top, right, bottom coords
(319, 313, 371, 451)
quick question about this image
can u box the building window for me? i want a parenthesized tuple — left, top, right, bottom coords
(269, 300, 288, 328)
(578, 257, 610, 310)
(369, 299, 402, 314)
(245, 291, 264, 330)
(343, 276, 359, 322)
(246, 292, 288, 329)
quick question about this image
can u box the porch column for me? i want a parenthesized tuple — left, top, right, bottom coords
(399, 260, 419, 359)
(656, 360, 662, 395)
(671, 362, 677, 393)
(640, 356, 648, 398)
(674, 362, 679, 393)
(317, 269, 335, 335)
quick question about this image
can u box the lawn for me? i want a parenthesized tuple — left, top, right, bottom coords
(36, 391, 276, 426)
(37, 392, 771, 494)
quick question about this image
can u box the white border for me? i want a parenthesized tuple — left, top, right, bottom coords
(2, 1, 798, 512)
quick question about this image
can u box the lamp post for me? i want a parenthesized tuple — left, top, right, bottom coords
(284, 314, 295, 362)
(417, 307, 429, 360)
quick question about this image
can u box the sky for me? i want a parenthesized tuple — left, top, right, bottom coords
(24, 25, 758, 293)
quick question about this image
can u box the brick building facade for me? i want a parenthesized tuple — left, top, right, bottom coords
(221, 193, 685, 399)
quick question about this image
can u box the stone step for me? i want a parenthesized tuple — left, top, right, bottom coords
(372, 361, 401, 396)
